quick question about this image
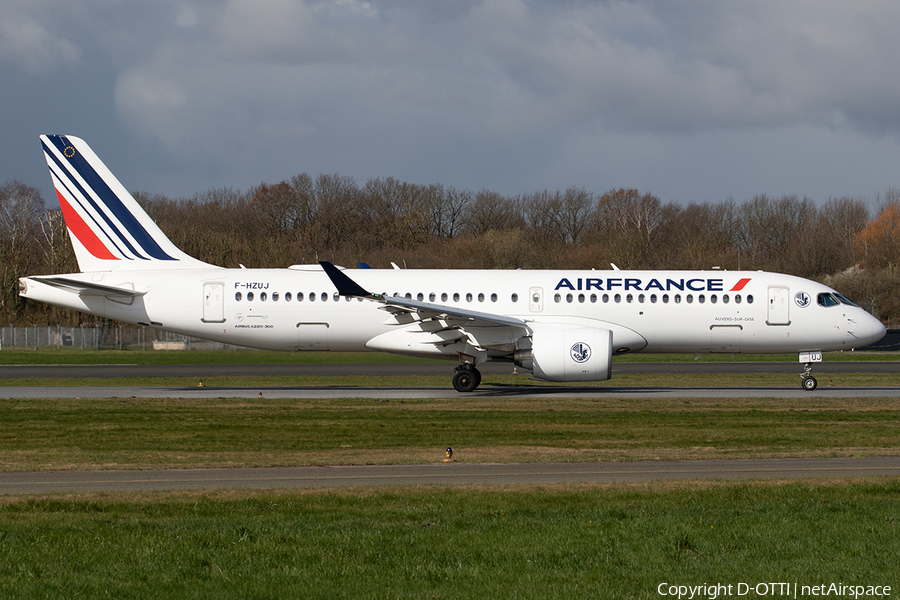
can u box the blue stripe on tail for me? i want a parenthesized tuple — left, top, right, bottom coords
(45, 135, 176, 261)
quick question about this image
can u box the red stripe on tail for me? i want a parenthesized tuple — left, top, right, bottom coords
(56, 190, 119, 261)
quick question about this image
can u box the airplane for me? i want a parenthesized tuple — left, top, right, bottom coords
(19, 135, 887, 392)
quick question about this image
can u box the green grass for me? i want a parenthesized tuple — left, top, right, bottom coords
(0, 347, 896, 365)
(0, 348, 441, 365)
(0, 482, 898, 599)
(1, 349, 897, 597)
(2, 396, 898, 471)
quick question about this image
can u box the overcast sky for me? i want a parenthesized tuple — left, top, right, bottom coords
(3, 0, 900, 210)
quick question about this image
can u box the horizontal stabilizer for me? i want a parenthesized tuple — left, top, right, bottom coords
(30, 276, 145, 298)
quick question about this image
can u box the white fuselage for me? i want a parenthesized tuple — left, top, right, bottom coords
(20, 266, 886, 359)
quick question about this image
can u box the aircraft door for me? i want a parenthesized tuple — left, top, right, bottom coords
(767, 286, 790, 326)
(202, 282, 225, 323)
(529, 287, 543, 312)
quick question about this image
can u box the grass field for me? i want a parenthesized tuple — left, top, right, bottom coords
(1, 395, 898, 471)
(1, 482, 898, 599)
(1, 349, 898, 598)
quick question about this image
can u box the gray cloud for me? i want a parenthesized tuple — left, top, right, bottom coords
(3, 0, 900, 208)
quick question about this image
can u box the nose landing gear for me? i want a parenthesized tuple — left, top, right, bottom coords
(799, 361, 818, 390)
(452, 363, 482, 393)
(797, 351, 822, 391)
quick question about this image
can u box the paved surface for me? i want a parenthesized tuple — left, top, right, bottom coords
(1, 361, 898, 379)
(3, 457, 899, 495)
(1, 384, 898, 399)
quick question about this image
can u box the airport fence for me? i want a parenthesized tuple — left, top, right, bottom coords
(0, 326, 246, 351)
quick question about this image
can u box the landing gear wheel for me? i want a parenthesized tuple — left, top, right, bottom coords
(452, 369, 478, 393)
(799, 360, 818, 391)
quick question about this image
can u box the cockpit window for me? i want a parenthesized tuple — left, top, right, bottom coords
(833, 293, 860, 307)
(817, 293, 840, 307)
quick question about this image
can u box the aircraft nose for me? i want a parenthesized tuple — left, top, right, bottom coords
(865, 314, 887, 346)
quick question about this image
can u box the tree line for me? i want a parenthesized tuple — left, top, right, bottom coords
(2, 176, 899, 327)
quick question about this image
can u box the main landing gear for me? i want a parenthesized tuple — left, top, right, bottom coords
(452, 363, 482, 393)
(799, 362, 817, 391)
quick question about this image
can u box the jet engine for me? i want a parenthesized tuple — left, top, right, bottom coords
(515, 327, 613, 382)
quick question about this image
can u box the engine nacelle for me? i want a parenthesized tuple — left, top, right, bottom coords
(516, 327, 613, 382)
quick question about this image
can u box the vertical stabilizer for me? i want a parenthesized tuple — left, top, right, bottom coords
(40, 135, 214, 272)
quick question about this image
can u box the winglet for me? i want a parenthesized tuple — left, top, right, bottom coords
(319, 261, 375, 297)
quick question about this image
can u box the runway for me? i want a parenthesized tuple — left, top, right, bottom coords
(3, 457, 900, 495)
(1, 383, 898, 399)
(1, 360, 898, 379)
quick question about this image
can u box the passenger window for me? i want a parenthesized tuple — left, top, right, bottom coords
(235, 292, 242, 301)
(603, 294, 609, 303)
(590, 293, 597, 303)
(260, 292, 267, 301)
(297, 292, 304, 301)
(734, 294, 741, 304)
(333, 292, 340, 301)
(478, 293, 485, 302)
(511, 293, 518, 302)
(638, 294, 645, 303)
(674, 294, 681, 304)
(321, 292, 328, 301)
(285, 292, 292, 301)
(650, 294, 657, 303)
(710, 294, 717, 304)
(566, 293, 573, 303)
(442, 293, 449, 302)
(417, 293, 424, 301)
(626, 294, 633, 303)
(698, 294, 705, 304)
(614, 294, 621, 303)
(453, 293, 460, 302)
(491, 293, 498, 302)
(578, 293, 585, 303)
(273, 292, 279, 302)
(554, 293, 561, 303)
(429, 293, 436, 301)
(247, 292, 255, 301)
(466, 293, 473, 302)
(722, 294, 729, 304)
(747, 295, 754, 304)
(686, 294, 693, 303)
(309, 292, 315, 302)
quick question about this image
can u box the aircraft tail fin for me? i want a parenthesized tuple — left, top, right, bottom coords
(40, 135, 214, 272)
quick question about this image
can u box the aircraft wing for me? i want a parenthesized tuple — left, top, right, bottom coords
(28, 276, 145, 298)
(319, 261, 528, 330)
